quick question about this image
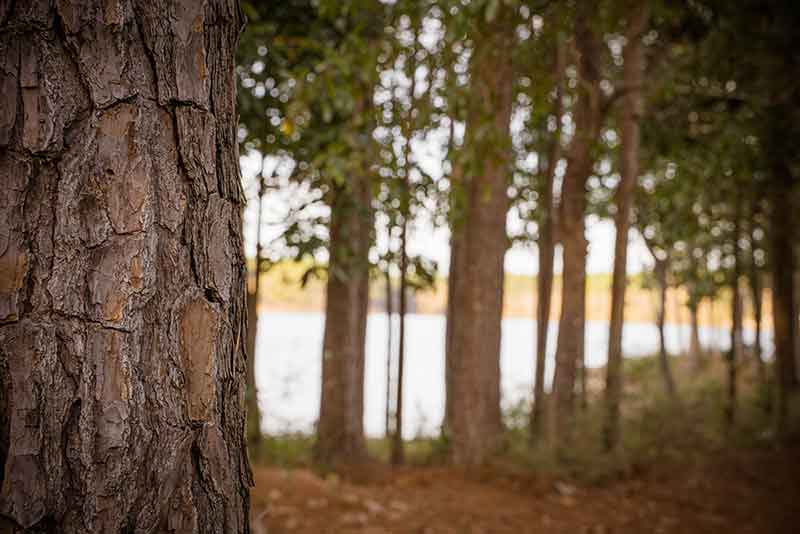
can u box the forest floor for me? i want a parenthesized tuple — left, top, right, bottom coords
(249, 443, 800, 534)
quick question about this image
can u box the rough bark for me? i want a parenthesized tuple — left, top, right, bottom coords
(315, 175, 371, 465)
(446, 14, 514, 466)
(0, 1, 250, 532)
(550, 7, 603, 448)
(531, 37, 565, 441)
(604, 2, 648, 450)
(244, 161, 266, 455)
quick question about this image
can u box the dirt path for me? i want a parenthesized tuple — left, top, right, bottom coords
(250, 447, 799, 534)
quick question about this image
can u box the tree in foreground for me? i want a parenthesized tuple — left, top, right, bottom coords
(0, 1, 250, 532)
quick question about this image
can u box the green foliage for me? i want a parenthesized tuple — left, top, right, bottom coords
(498, 353, 796, 484)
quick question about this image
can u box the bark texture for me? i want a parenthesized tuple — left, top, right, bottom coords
(603, 1, 648, 451)
(531, 37, 565, 441)
(315, 177, 371, 465)
(0, 1, 250, 532)
(446, 14, 514, 466)
(550, 7, 603, 447)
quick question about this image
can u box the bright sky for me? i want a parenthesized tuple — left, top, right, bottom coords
(240, 150, 653, 276)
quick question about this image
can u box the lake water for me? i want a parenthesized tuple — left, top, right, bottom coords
(255, 311, 773, 438)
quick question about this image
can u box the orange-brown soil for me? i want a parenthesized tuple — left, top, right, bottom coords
(249, 446, 799, 534)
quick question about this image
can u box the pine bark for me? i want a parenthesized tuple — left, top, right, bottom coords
(531, 37, 565, 441)
(315, 176, 371, 465)
(603, 2, 648, 451)
(550, 7, 603, 447)
(0, 1, 251, 532)
(446, 15, 514, 466)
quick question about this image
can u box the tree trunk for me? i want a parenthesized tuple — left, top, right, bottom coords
(444, 218, 464, 437)
(0, 1, 250, 532)
(532, 37, 566, 441)
(655, 261, 677, 399)
(688, 300, 703, 368)
(385, 269, 393, 439)
(443, 117, 461, 438)
(391, 18, 419, 465)
(245, 160, 266, 455)
(769, 161, 797, 436)
(727, 195, 744, 427)
(751, 278, 765, 383)
(603, 1, 648, 452)
(446, 14, 515, 466)
(391, 209, 408, 465)
(315, 177, 371, 465)
(550, 6, 603, 448)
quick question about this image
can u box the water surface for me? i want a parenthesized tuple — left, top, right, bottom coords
(255, 311, 772, 437)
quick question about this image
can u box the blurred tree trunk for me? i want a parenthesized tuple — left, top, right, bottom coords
(0, 1, 251, 531)
(385, 269, 393, 438)
(245, 160, 267, 455)
(550, 6, 603, 448)
(727, 194, 744, 426)
(688, 299, 703, 367)
(392, 16, 420, 465)
(748, 246, 769, 411)
(446, 13, 515, 466)
(531, 36, 566, 441)
(654, 259, 677, 399)
(316, 175, 371, 465)
(443, 118, 462, 437)
(603, 0, 648, 452)
(444, 233, 459, 434)
(392, 223, 407, 465)
(768, 153, 797, 437)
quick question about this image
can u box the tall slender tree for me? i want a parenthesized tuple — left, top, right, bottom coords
(391, 10, 423, 465)
(245, 156, 267, 454)
(550, 5, 604, 447)
(604, 0, 649, 451)
(531, 36, 566, 440)
(727, 188, 744, 426)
